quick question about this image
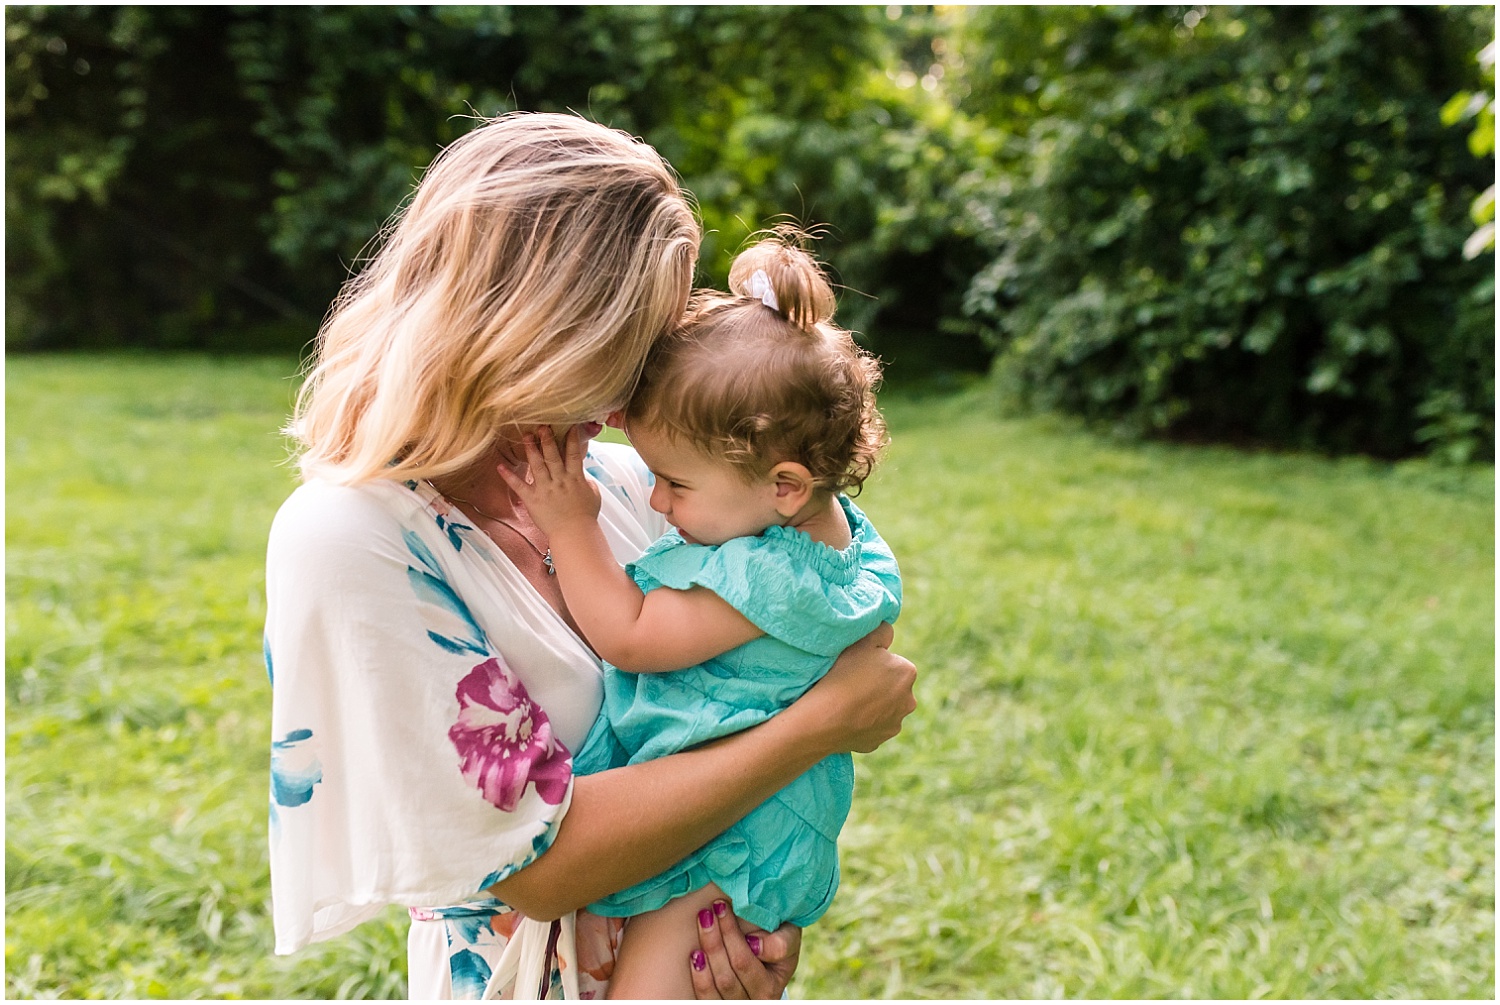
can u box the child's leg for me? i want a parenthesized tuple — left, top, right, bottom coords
(605, 883, 727, 1001)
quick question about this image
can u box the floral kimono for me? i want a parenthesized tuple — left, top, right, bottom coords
(265, 442, 664, 999)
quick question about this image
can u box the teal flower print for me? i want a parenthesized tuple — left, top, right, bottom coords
(405, 531, 490, 656)
(271, 728, 323, 807)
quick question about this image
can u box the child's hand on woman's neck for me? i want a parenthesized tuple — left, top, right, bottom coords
(433, 428, 551, 521)
(435, 448, 525, 519)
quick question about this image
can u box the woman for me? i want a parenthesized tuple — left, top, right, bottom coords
(264, 112, 917, 999)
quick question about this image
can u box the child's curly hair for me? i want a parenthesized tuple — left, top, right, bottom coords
(628, 227, 888, 495)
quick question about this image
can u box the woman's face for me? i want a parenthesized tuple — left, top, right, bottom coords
(569, 419, 606, 444)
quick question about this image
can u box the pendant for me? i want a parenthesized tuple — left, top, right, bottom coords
(544, 550, 555, 575)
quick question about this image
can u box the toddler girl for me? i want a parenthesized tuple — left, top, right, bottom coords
(502, 234, 902, 999)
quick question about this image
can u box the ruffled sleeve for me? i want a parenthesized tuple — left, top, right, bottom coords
(264, 480, 575, 955)
(627, 497, 902, 658)
(843, 496, 903, 609)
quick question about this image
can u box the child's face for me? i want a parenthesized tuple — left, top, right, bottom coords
(627, 422, 781, 547)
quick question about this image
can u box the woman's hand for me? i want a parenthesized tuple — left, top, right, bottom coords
(797, 622, 916, 754)
(498, 425, 600, 536)
(690, 900, 801, 999)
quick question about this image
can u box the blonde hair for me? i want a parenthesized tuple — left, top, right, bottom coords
(290, 112, 700, 485)
(628, 228, 887, 494)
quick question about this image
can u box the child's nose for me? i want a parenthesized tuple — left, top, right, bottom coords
(649, 482, 669, 515)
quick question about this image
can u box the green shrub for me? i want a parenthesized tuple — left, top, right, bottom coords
(959, 6, 1494, 459)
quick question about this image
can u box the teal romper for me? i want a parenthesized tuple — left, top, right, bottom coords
(572, 495, 903, 932)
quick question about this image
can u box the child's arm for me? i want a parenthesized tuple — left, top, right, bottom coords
(499, 427, 762, 673)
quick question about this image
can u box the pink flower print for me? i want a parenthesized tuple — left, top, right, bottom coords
(449, 657, 572, 810)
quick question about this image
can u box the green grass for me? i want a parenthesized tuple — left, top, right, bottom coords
(7, 355, 1494, 998)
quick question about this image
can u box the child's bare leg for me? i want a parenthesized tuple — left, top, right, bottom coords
(605, 883, 727, 1000)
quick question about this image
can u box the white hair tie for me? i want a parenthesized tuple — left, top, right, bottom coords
(747, 269, 779, 311)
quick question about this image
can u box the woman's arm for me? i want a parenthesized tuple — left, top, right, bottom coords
(489, 623, 915, 920)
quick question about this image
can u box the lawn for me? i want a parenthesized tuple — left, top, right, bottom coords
(6, 354, 1494, 998)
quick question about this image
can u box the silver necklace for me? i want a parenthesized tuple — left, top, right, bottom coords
(443, 491, 554, 575)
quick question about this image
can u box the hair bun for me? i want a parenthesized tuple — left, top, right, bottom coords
(727, 226, 836, 331)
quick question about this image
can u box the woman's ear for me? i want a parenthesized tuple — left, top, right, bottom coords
(768, 462, 816, 517)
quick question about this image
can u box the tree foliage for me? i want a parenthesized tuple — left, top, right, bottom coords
(7, 7, 526, 348)
(1440, 39, 1496, 260)
(5, 6, 976, 354)
(956, 6, 1494, 459)
(5, 6, 1493, 458)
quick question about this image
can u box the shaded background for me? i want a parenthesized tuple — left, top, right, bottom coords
(6, 4, 1495, 459)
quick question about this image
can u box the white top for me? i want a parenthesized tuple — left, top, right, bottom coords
(264, 442, 664, 957)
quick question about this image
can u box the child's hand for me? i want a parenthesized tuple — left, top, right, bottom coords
(498, 425, 601, 535)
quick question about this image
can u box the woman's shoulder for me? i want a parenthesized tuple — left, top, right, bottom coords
(269, 477, 426, 558)
(275, 475, 408, 515)
(273, 476, 414, 526)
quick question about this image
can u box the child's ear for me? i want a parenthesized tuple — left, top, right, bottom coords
(768, 462, 816, 517)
